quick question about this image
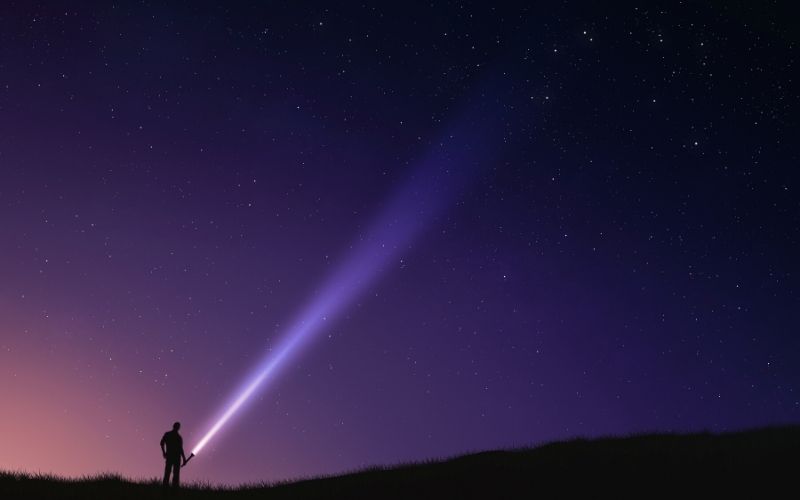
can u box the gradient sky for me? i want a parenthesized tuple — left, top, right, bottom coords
(0, 1, 797, 485)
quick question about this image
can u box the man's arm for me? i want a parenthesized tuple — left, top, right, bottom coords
(160, 434, 167, 458)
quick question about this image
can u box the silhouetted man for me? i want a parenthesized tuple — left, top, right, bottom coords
(160, 421, 187, 488)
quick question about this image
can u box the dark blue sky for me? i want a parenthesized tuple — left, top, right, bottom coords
(0, 1, 797, 484)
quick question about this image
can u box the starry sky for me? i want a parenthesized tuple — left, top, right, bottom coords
(0, 0, 797, 485)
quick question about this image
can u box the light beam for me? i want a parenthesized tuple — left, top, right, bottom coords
(191, 91, 506, 456)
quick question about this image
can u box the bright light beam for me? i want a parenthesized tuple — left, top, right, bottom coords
(191, 91, 506, 456)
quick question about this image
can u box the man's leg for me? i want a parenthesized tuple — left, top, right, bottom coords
(163, 460, 171, 487)
(171, 460, 181, 487)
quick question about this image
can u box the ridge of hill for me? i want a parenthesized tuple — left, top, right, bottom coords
(2, 425, 798, 498)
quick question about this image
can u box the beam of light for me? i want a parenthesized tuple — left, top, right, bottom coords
(191, 89, 506, 456)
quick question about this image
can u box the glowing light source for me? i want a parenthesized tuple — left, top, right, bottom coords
(191, 97, 504, 456)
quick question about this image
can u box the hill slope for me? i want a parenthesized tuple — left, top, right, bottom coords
(2, 426, 798, 499)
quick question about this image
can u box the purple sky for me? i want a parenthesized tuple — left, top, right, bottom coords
(0, 1, 797, 485)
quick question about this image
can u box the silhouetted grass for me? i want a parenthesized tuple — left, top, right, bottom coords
(2, 426, 798, 498)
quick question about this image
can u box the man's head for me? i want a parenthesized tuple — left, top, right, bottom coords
(173, 421, 181, 431)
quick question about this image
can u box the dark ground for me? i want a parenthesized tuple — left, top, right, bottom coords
(2, 426, 798, 499)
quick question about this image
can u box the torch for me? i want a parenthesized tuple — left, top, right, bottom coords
(182, 453, 195, 467)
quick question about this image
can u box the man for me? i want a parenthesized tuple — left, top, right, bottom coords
(160, 421, 188, 488)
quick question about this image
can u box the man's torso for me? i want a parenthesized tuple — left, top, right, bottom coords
(163, 430, 183, 459)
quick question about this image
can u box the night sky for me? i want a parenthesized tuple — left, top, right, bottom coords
(1, 1, 797, 485)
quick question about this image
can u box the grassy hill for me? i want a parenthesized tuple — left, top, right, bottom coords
(2, 426, 798, 499)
